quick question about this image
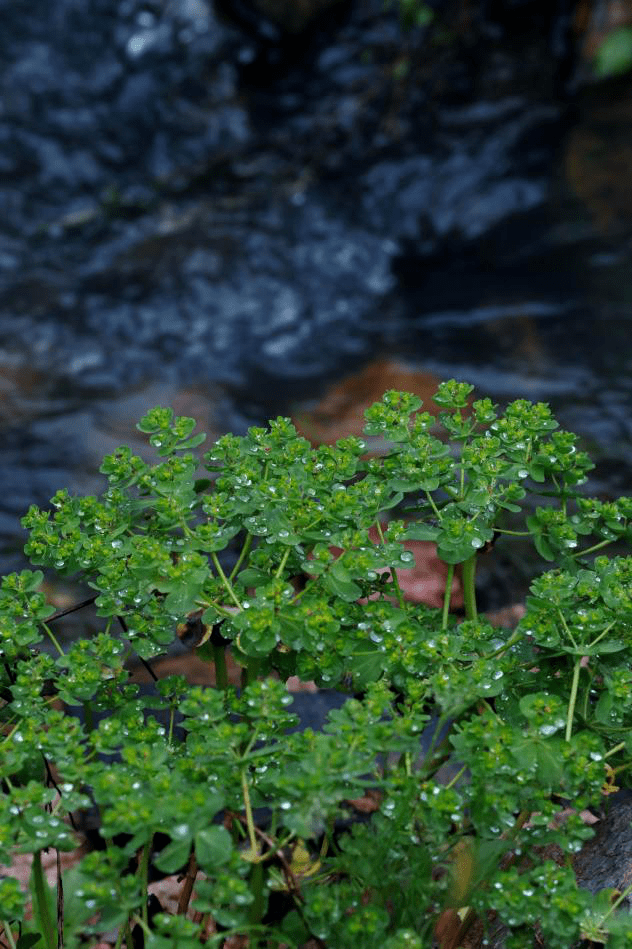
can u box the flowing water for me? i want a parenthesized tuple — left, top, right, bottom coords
(1, 0, 631, 576)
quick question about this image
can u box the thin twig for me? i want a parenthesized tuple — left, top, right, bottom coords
(118, 615, 158, 682)
(46, 596, 97, 623)
(56, 849, 64, 949)
(177, 852, 199, 917)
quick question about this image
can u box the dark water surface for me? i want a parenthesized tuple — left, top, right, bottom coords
(1, 0, 631, 573)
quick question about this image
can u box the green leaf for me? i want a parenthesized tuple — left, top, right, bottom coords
(154, 836, 193, 873)
(195, 825, 233, 872)
(323, 573, 362, 601)
(536, 742, 565, 785)
(533, 532, 555, 562)
(403, 524, 439, 542)
(16, 936, 41, 949)
(348, 649, 385, 688)
(238, 567, 274, 587)
(594, 26, 632, 78)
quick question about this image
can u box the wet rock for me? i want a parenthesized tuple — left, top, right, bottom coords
(292, 358, 442, 445)
(574, 790, 632, 907)
(564, 74, 632, 234)
(249, 0, 347, 34)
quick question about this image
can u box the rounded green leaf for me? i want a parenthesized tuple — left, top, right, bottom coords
(195, 825, 233, 872)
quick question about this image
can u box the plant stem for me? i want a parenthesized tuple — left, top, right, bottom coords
(275, 546, 291, 579)
(599, 877, 632, 923)
(444, 763, 467, 790)
(241, 770, 259, 859)
(138, 841, 151, 930)
(570, 538, 612, 559)
(240, 656, 261, 689)
(461, 555, 478, 622)
(31, 850, 56, 949)
(442, 564, 455, 631)
(177, 852, 199, 916)
(483, 629, 521, 660)
(2, 923, 17, 949)
(211, 553, 242, 610)
(248, 860, 265, 928)
(566, 660, 582, 742)
(493, 528, 531, 536)
(425, 490, 442, 520)
(587, 621, 616, 651)
(374, 519, 405, 607)
(82, 701, 94, 734)
(229, 533, 253, 581)
(42, 623, 64, 657)
(604, 741, 626, 760)
(213, 643, 228, 690)
(113, 918, 126, 949)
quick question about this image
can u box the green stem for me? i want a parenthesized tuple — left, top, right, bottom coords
(482, 629, 521, 661)
(275, 546, 291, 579)
(138, 841, 151, 929)
(113, 917, 126, 949)
(82, 701, 94, 734)
(441, 564, 455, 631)
(604, 741, 626, 760)
(240, 656, 261, 690)
(211, 553, 242, 610)
(461, 555, 478, 622)
(213, 643, 228, 691)
(124, 919, 134, 949)
(565, 660, 582, 742)
(557, 609, 578, 650)
(425, 490, 442, 520)
(241, 770, 259, 859)
(2, 924, 17, 949)
(229, 533, 253, 582)
(599, 877, 632, 924)
(130, 915, 151, 938)
(42, 624, 64, 657)
(587, 621, 616, 651)
(444, 763, 467, 790)
(493, 528, 531, 536)
(375, 519, 405, 607)
(248, 860, 265, 928)
(31, 850, 56, 949)
(570, 538, 613, 559)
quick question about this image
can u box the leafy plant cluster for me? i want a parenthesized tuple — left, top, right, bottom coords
(1, 381, 632, 949)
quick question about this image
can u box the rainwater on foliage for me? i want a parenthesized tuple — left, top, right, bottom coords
(1, 0, 631, 581)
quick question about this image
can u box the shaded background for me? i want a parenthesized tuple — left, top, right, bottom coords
(1, 0, 632, 588)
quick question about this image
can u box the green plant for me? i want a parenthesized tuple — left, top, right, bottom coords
(1, 381, 632, 948)
(593, 26, 632, 79)
(386, 0, 434, 31)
